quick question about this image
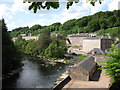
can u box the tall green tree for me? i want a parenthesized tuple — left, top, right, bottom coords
(44, 38, 67, 58)
(37, 29, 51, 55)
(75, 17, 89, 27)
(30, 24, 42, 31)
(60, 19, 76, 32)
(109, 28, 120, 42)
(14, 35, 27, 53)
(2, 19, 21, 74)
(88, 19, 100, 32)
(25, 39, 38, 56)
(107, 16, 117, 28)
(99, 19, 107, 29)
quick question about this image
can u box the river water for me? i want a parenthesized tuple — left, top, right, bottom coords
(3, 56, 69, 88)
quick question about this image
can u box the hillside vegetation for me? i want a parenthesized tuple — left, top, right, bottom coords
(10, 10, 120, 37)
(97, 27, 120, 43)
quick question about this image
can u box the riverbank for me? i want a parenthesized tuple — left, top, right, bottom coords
(53, 71, 71, 90)
(26, 54, 79, 65)
(63, 69, 110, 89)
(52, 54, 87, 89)
(2, 63, 23, 80)
(3, 57, 69, 88)
(24, 52, 87, 67)
(54, 71, 69, 86)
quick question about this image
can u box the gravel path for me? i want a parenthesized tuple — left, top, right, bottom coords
(63, 69, 110, 89)
(62, 55, 111, 89)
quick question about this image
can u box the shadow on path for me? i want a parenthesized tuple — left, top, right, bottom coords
(90, 69, 102, 81)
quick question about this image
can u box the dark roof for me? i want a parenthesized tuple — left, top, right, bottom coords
(77, 55, 96, 72)
(116, 43, 120, 48)
(70, 34, 90, 37)
(84, 36, 110, 40)
(87, 48, 104, 54)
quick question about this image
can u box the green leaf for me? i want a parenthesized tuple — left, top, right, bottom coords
(99, 0, 102, 4)
(28, 5, 33, 10)
(75, 0, 79, 3)
(33, 6, 37, 13)
(67, 2, 73, 9)
(47, 6, 50, 10)
(115, 69, 120, 72)
(90, 2, 95, 6)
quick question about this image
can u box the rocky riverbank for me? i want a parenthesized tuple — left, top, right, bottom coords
(2, 63, 23, 80)
(53, 71, 69, 87)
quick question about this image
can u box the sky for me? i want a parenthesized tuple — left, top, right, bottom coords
(0, 0, 120, 31)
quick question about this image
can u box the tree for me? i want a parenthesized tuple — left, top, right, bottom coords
(99, 19, 107, 29)
(10, 27, 29, 37)
(30, 24, 42, 31)
(107, 16, 117, 28)
(25, 39, 38, 56)
(24, 0, 103, 13)
(104, 48, 120, 81)
(75, 17, 89, 27)
(88, 19, 100, 32)
(2, 19, 21, 74)
(14, 35, 27, 53)
(59, 19, 76, 31)
(44, 38, 67, 58)
(114, 21, 120, 27)
(109, 28, 120, 42)
(37, 29, 51, 55)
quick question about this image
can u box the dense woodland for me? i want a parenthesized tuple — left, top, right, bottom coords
(97, 27, 120, 43)
(2, 19, 67, 75)
(10, 10, 120, 37)
(14, 30, 67, 59)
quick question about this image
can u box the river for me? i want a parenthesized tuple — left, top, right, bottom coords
(3, 56, 69, 88)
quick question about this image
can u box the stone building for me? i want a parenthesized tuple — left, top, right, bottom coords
(12, 36, 39, 41)
(20, 34, 26, 37)
(69, 55, 97, 81)
(87, 48, 104, 55)
(82, 36, 111, 53)
(116, 43, 120, 48)
(89, 33, 97, 37)
(66, 34, 90, 47)
(22, 36, 39, 40)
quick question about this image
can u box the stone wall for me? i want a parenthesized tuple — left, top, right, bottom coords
(12, 36, 39, 41)
(101, 39, 111, 52)
(83, 39, 101, 53)
(69, 67, 89, 81)
(67, 36, 87, 47)
(69, 55, 97, 81)
(22, 36, 39, 40)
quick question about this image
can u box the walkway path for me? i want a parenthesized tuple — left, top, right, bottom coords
(62, 55, 111, 89)
(63, 69, 110, 89)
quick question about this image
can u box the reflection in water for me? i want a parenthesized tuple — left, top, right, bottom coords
(3, 56, 68, 88)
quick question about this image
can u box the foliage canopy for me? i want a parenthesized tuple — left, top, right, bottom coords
(10, 10, 120, 37)
(24, 0, 103, 13)
(2, 19, 21, 74)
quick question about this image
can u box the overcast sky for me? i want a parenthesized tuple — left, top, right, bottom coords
(0, 0, 120, 31)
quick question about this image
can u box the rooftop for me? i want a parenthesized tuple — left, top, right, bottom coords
(69, 34, 90, 37)
(116, 43, 120, 48)
(84, 36, 111, 39)
(87, 48, 104, 54)
(77, 55, 96, 72)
